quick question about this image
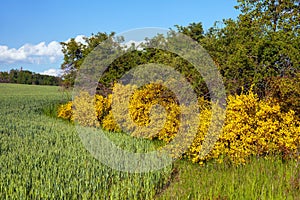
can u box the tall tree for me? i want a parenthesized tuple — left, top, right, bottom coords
(175, 22, 204, 42)
(200, 0, 300, 96)
(60, 32, 115, 87)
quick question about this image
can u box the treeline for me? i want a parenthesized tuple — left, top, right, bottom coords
(0, 69, 62, 86)
(60, 0, 300, 116)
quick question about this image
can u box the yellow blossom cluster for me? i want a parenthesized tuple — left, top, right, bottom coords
(102, 83, 182, 141)
(57, 101, 73, 121)
(57, 91, 111, 127)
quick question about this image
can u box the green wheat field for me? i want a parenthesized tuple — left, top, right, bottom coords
(0, 83, 299, 200)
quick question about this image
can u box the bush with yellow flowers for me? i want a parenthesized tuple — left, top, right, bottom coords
(57, 83, 300, 165)
(57, 101, 73, 121)
(101, 82, 182, 141)
(187, 89, 300, 165)
(57, 91, 111, 127)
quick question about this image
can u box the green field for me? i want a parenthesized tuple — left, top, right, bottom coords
(0, 84, 299, 199)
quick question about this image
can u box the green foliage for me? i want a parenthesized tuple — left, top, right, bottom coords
(266, 72, 300, 119)
(60, 32, 116, 87)
(200, 0, 300, 96)
(60, 0, 300, 105)
(175, 22, 204, 42)
(60, 28, 208, 97)
(96, 44, 208, 98)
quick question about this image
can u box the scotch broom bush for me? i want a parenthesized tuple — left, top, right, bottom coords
(188, 89, 300, 165)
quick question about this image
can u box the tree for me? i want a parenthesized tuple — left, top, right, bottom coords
(60, 32, 116, 87)
(0, 71, 9, 83)
(200, 0, 300, 96)
(175, 22, 204, 42)
(235, 0, 300, 34)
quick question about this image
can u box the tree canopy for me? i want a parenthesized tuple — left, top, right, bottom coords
(60, 0, 299, 104)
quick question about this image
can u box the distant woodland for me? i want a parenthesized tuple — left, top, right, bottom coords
(0, 69, 62, 86)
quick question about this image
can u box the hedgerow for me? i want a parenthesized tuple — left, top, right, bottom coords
(58, 83, 300, 165)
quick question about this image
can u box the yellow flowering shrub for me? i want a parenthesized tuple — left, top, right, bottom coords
(58, 83, 300, 165)
(57, 101, 73, 121)
(102, 111, 120, 132)
(72, 91, 100, 127)
(129, 83, 181, 141)
(94, 93, 112, 121)
(101, 82, 181, 141)
(187, 90, 300, 165)
(57, 92, 111, 127)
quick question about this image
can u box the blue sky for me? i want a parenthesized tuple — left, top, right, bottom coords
(0, 0, 240, 76)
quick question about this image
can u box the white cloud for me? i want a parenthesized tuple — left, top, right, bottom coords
(40, 68, 63, 77)
(0, 41, 63, 64)
(0, 45, 27, 62)
(0, 35, 143, 67)
(65, 35, 87, 45)
(0, 35, 89, 65)
(74, 35, 87, 44)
